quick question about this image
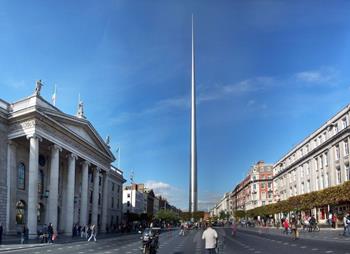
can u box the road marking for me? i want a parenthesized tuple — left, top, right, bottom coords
(325, 251, 334, 253)
(312, 248, 319, 251)
(300, 246, 306, 249)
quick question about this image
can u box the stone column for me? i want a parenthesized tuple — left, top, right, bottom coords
(6, 140, 17, 233)
(92, 168, 100, 228)
(101, 172, 109, 233)
(80, 161, 89, 226)
(27, 134, 41, 239)
(48, 144, 61, 233)
(65, 153, 77, 236)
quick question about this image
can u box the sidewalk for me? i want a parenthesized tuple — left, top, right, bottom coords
(238, 225, 350, 243)
(0, 232, 136, 252)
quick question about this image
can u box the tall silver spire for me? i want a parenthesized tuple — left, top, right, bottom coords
(189, 14, 198, 213)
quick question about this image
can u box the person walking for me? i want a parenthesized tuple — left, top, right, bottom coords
(202, 223, 218, 254)
(0, 223, 3, 245)
(283, 218, 289, 234)
(47, 223, 54, 244)
(290, 216, 299, 240)
(332, 214, 337, 229)
(343, 213, 349, 236)
(87, 225, 97, 242)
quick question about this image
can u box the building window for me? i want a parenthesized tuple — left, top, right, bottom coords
(127, 193, 131, 198)
(320, 155, 324, 169)
(301, 182, 305, 194)
(90, 191, 93, 204)
(306, 162, 310, 175)
(334, 124, 339, 135)
(98, 193, 101, 205)
(306, 180, 310, 193)
(325, 172, 329, 188)
(17, 163, 25, 190)
(261, 183, 265, 189)
(324, 153, 328, 167)
(37, 203, 44, 223)
(16, 200, 25, 224)
(111, 197, 114, 208)
(112, 183, 115, 192)
(337, 167, 342, 184)
(344, 140, 349, 156)
(300, 166, 304, 178)
(342, 117, 348, 129)
(316, 176, 319, 191)
(335, 145, 340, 160)
(99, 176, 102, 186)
(315, 158, 319, 171)
(38, 170, 44, 194)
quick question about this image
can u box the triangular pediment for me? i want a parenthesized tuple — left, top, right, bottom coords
(38, 109, 114, 161)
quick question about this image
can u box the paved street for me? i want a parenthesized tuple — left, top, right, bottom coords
(1, 227, 350, 254)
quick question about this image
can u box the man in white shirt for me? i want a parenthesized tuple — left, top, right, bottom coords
(202, 223, 218, 254)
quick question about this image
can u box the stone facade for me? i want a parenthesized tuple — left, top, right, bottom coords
(0, 90, 125, 237)
(0, 100, 8, 229)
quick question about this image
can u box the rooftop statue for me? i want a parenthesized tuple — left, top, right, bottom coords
(35, 80, 43, 96)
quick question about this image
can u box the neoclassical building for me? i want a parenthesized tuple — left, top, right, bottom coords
(273, 104, 350, 221)
(0, 84, 125, 238)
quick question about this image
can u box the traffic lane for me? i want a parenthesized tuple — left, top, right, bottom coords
(158, 229, 202, 254)
(3, 234, 142, 254)
(232, 228, 350, 254)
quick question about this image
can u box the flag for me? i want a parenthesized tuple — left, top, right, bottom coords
(52, 85, 57, 106)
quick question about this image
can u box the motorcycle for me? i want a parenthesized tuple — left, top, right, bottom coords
(140, 228, 159, 254)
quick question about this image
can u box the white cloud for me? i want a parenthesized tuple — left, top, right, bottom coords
(295, 67, 339, 84)
(145, 180, 186, 209)
(145, 181, 172, 192)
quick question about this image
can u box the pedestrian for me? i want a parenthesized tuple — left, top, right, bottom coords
(231, 220, 237, 236)
(202, 223, 218, 254)
(179, 224, 185, 236)
(21, 225, 28, 244)
(81, 225, 86, 238)
(87, 225, 97, 242)
(332, 214, 337, 229)
(47, 223, 54, 244)
(343, 213, 349, 236)
(290, 216, 298, 240)
(0, 223, 3, 245)
(328, 212, 333, 227)
(283, 219, 289, 234)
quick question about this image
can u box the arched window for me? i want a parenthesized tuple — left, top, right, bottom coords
(17, 163, 25, 190)
(16, 200, 25, 224)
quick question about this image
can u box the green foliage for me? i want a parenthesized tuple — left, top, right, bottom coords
(234, 210, 246, 219)
(246, 181, 350, 217)
(155, 210, 179, 223)
(219, 211, 230, 220)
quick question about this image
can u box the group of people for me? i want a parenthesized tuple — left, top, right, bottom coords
(72, 224, 97, 242)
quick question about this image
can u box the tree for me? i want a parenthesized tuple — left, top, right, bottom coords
(219, 211, 229, 220)
(155, 210, 179, 224)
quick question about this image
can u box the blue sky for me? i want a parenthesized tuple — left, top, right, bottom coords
(2, 0, 350, 210)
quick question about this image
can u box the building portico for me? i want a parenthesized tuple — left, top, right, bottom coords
(1, 85, 118, 238)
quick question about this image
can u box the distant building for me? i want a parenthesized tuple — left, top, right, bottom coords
(123, 183, 145, 215)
